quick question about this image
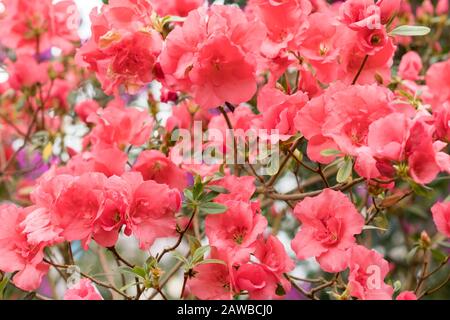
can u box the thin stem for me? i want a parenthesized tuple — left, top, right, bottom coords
(43, 258, 131, 299)
(264, 178, 365, 201)
(415, 249, 430, 294)
(418, 273, 450, 299)
(218, 106, 239, 176)
(180, 273, 188, 299)
(156, 207, 197, 263)
(108, 247, 134, 268)
(352, 55, 369, 85)
(266, 138, 302, 187)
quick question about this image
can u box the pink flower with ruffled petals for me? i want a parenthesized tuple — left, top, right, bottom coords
(0, 204, 62, 291)
(187, 247, 246, 300)
(0, 0, 79, 54)
(291, 189, 364, 273)
(127, 179, 181, 250)
(205, 200, 267, 252)
(160, 5, 265, 109)
(257, 85, 309, 137)
(347, 245, 393, 300)
(234, 263, 281, 300)
(295, 83, 396, 163)
(87, 103, 153, 148)
(132, 150, 188, 192)
(210, 175, 256, 204)
(76, 0, 162, 94)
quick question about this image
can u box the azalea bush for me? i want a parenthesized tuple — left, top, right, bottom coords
(0, 0, 449, 301)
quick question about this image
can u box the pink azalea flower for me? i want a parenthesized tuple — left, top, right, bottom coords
(300, 12, 341, 83)
(132, 150, 188, 192)
(431, 201, 450, 238)
(61, 146, 128, 178)
(234, 263, 281, 300)
(0, 204, 62, 291)
(255, 235, 295, 276)
(188, 247, 244, 300)
(127, 179, 181, 250)
(253, 235, 294, 296)
(291, 189, 364, 273)
(160, 5, 265, 109)
(64, 279, 103, 300)
(248, 0, 312, 59)
(337, 27, 396, 84)
(87, 103, 153, 148)
(205, 200, 267, 252)
(295, 83, 396, 163)
(360, 113, 446, 184)
(257, 85, 309, 137)
(44, 173, 107, 248)
(210, 175, 256, 204)
(0, 0, 79, 54)
(347, 245, 393, 300)
(76, 1, 162, 94)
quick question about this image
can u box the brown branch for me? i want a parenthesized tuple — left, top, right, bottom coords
(264, 177, 365, 201)
(156, 207, 197, 263)
(43, 258, 131, 299)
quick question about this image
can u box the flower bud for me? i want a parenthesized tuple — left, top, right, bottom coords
(419, 231, 431, 248)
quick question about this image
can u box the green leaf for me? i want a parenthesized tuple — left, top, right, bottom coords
(192, 180, 204, 200)
(102, 0, 109, 4)
(320, 149, 342, 157)
(202, 191, 220, 203)
(188, 236, 202, 256)
(199, 202, 228, 214)
(184, 189, 194, 202)
(121, 266, 147, 279)
(363, 225, 388, 232)
(196, 259, 227, 266)
(439, 241, 450, 248)
(389, 25, 431, 37)
(408, 180, 433, 198)
(192, 246, 210, 264)
(393, 280, 402, 293)
(406, 246, 419, 264)
(205, 185, 230, 194)
(336, 158, 353, 183)
(173, 251, 191, 270)
(431, 249, 447, 263)
(0, 277, 8, 300)
(374, 214, 389, 232)
(120, 281, 141, 292)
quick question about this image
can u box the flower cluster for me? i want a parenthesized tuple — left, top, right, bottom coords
(0, 0, 449, 301)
